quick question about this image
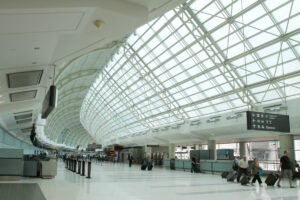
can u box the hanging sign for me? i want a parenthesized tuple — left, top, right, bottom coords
(246, 111, 290, 133)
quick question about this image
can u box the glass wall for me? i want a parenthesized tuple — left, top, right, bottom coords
(81, 0, 300, 144)
(0, 127, 42, 154)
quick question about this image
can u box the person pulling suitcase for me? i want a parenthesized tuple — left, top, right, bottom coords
(237, 156, 249, 183)
(250, 158, 262, 187)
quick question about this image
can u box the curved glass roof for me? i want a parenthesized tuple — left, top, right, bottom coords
(80, 0, 300, 143)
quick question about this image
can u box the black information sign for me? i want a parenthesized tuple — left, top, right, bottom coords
(246, 111, 290, 133)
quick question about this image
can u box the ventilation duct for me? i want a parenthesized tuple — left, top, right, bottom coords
(14, 113, 32, 120)
(7, 70, 43, 88)
(16, 118, 32, 124)
(10, 90, 37, 102)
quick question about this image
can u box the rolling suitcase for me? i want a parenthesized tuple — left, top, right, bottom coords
(227, 172, 235, 182)
(141, 164, 147, 170)
(240, 176, 250, 185)
(265, 173, 279, 186)
(148, 164, 153, 171)
(221, 171, 229, 179)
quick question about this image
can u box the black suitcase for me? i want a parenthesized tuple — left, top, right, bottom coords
(265, 173, 279, 186)
(221, 171, 229, 179)
(293, 172, 300, 179)
(148, 164, 153, 171)
(240, 176, 250, 185)
(227, 172, 235, 182)
(141, 164, 147, 170)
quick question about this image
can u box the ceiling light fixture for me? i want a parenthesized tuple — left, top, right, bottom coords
(94, 20, 105, 28)
(34, 47, 40, 50)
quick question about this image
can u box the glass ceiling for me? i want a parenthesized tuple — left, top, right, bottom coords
(80, 0, 300, 142)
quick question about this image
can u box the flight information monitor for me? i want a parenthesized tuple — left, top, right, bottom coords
(246, 111, 290, 133)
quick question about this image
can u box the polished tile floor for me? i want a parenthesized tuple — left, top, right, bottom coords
(3, 161, 300, 200)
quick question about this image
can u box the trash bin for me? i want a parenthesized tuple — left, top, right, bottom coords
(170, 158, 175, 170)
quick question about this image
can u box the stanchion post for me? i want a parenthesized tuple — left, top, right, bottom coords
(74, 159, 77, 173)
(81, 160, 85, 176)
(77, 160, 81, 174)
(86, 161, 91, 178)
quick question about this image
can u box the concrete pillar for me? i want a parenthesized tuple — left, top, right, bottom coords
(168, 143, 175, 159)
(239, 142, 247, 157)
(279, 135, 295, 161)
(143, 146, 152, 158)
(208, 140, 216, 160)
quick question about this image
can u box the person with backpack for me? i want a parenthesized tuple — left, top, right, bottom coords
(232, 156, 240, 174)
(237, 155, 248, 182)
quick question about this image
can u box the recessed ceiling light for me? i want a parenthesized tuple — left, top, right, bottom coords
(34, 47, 40, 50)
(0, 94, 2, 98)
(0, 101, 4, 104)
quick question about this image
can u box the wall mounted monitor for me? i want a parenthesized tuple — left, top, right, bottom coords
(41, 85, 57, 119)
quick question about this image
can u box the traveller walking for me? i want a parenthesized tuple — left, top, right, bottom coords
(237, 156, 248, 182)
(128, 153, 133, 167)
(191, 157, 197, 173)
(251, 157, 262, 186)
(277, 150, 296, 188)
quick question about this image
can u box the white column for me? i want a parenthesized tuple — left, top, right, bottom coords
(143, 145, 152, 158)
(279, 135, 295, 161)
(168, 143, 175, 159)
(239, 142, 247, 157)
(208, 140, 216, 160)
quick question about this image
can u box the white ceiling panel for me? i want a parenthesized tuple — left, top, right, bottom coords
(0, 12, 84, 34)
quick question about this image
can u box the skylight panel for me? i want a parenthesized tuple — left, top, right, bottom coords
(200, 106, 215, 114)
(248, 32, 277, 48)
(286, 86, 300, 97)
(286, 16, 300, 33)
(215, 102, 230, 111)
(196, 12, 211, 23)
(256, 42, 281, 57)
(190, 0, 212, 12)
(152, 44, 166, 57)
(204, 15, 226, 31)
(211, 24, 230, 41)
(264, 0, 288, 11)
(283, 60, 300, 74)
(152, 17, 168, 32)
(227, 43, 247, 58)
(242, 5, 265, 24)
(271, 2, 293, 23)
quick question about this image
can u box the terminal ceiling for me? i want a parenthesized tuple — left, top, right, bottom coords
(0, 0, 299, 148)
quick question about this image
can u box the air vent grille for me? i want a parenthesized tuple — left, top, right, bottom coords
(14, 113, 32, 120)
(16, 118, 32, 124)
(10, 90, 37, 102)
(7, 70, 43, 88)
(21, 127, 32, 133)
(14, 110, 33, 115)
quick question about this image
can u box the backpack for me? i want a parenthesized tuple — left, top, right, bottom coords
(232, 161, 238, 171)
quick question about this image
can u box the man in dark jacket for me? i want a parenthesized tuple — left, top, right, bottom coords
(277, 150, 296, 188)
(128, 153, 133, 167)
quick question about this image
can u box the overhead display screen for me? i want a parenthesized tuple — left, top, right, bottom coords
(246, 111, 290, 133)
